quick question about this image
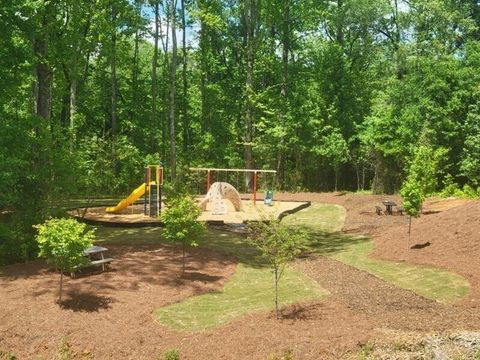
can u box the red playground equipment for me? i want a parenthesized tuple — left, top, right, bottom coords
(189, 167, 276, 205)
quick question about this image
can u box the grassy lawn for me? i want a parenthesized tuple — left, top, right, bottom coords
(155, 262, 325, 330)
(332, 240, 469, 301)
(94, 225, 328, 331)
(283, 203, 470, 302)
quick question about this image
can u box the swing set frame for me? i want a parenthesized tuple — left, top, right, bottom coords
(189, 167, 276, 205)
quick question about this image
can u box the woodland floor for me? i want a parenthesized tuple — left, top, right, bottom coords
(1, 193, 480, 359)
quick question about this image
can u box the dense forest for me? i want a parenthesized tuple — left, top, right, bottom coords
(1, 0, 480, 262)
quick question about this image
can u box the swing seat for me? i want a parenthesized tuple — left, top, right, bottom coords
(264, 190, 274, 205)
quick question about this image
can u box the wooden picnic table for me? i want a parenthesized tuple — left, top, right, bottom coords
(71, 246, 113, 278)
(382, 200, 397, 215)
(84, 245, 113, 271)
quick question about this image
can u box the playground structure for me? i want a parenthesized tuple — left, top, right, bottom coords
(71, 166, 309, 225)
(106, 165, 163, 217)
(200, 182, 243, 215)
(189, 167, 277, 206)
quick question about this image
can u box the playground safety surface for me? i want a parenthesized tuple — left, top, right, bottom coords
(69, 198, 310, 226)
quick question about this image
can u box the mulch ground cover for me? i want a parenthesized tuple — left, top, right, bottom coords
(1, 193, 479, 359)
(0, 243, 371, 359)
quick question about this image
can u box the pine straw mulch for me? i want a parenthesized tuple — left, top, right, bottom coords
(1, 193, 480, 359)
(0, 243, 372, 359)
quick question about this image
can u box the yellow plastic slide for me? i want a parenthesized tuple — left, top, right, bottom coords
(106, 182, 154, 213)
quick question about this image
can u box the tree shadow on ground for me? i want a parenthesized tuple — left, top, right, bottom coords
(60, 290, 113, 312)
(280, 302, 322, 321)
(181, 271, 224, 282)
(297, 228, 369, 256)
(0, 260, 50, 280)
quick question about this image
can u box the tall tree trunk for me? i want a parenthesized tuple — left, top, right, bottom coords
(336, 0, 344, 45)
(131, 1, 141, 126)
(31, 67, 38, 115)
(181, 0, 190, 154)
(162, 4, 171, 163)
(151, 1, 160, 153)
(276, 0, 290, 189)
(169, 0, 178, 182)
(243, 0, 257, 188)
(60, 68, 70, 128)
(111, 2, 118, 136)
(35, 38, 52, 120)
(199, 15, 208, 133)
(70, 78, 77, 132)
(31, 0, 54, 215)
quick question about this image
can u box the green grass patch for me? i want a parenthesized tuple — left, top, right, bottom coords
(93, 225, 327, 330)
(155, 229, 327, 330)
(284, 203, 470, 302)
(281, 203, 346, 233)
(155, 262, 325, 330)
(94, 226, 164, 245)
(332, 240, 469, 301)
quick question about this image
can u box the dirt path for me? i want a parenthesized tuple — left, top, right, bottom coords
(295, 255, 480, 332)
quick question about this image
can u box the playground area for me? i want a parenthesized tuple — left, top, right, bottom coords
(70, 166, 311, 225)
(2, 193, 480, 359)
(72, 198, 310, 225)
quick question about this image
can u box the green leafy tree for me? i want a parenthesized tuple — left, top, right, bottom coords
(400, 179, 423, 243)
(34, 218, 95, 304)
(460, 103, 480, 187)
(314, 128, 350, 191)
(400, 141, 444, 244)
(406, 143, 447, 197)
(162, 196, 205, 274)
(248, 219, 303, 319)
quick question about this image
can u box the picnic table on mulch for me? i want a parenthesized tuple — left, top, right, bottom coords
(84, 246, 113, 271)
(382, 200, 397, 215)
(71, 246, 114, 277)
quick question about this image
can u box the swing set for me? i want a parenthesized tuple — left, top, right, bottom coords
(189, 167, 276, 205)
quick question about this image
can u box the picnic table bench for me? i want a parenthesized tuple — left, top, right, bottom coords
(382, 200, 397, 215)
(71, 246, 113, 277)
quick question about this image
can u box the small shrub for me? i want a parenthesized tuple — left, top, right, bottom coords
(34, 218, 95, 304)
(58, 337, 73, 360)
(163, 348, 180, 360)
(358, 343, 375, 359)
(439, 176, 480, 199)
(0, 350, 16, 360)
(248, 218, 304, 319)
(162, 196, 205, 274)
(268, 349, 294, 360)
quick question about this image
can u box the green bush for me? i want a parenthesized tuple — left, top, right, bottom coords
(0, 350, 16, 360)
(161, 196, 205, 274)
(163, 348, 180, 360)
(0, 220, 38, 266)
(34, 218, 95, 303)
(439, 177, 479, 199)
(0, 223, 22, 265)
